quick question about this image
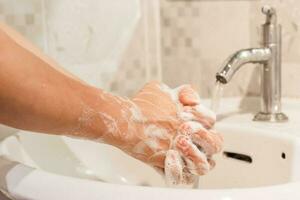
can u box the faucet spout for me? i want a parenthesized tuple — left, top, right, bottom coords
(214, 5, 288, 122)
(216, 48, 271, 84)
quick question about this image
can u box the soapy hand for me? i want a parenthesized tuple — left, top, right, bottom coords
(95, 81, 223, 186)
(0, 22, 221, 185)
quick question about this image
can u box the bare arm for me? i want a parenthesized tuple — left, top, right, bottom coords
(0, 23, 102, 137)
(0, 23, 222, 185)
(0, 22, 84, 82)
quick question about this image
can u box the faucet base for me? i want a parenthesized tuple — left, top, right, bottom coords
(253, 112, 289, 122)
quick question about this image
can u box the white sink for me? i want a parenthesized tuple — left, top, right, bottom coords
(1, 97, 300, 200)
(198, 123, 300, 189)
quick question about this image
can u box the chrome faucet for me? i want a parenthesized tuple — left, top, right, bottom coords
(216, 6, 288, 122)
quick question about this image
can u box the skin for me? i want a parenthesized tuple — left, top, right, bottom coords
(0, 23, 223, 186)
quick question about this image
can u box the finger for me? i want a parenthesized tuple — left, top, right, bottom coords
(182, 105, 216, 129)
(139, 81, 162, 91)
(148, 151, 166, 168)
(177, 121, 203, 136)
(191, 127, 223, 156)
(153, 166, 164, 176)
(178, 85, 200, 106)
(182, 170, 198, 185)
(174, 135, 210, 175)
(208, 158, 216, 170)
(164, 150, 184, 186)
(178, 121, 223, 156)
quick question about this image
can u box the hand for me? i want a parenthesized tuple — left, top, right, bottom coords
(92, 81, 223, 185)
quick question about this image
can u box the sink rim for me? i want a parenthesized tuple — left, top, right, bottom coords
(2, 122, 300, 188)
(1, 97, 300, 199)
(0, 155, 300, 200)
(0, 122, 300, 197)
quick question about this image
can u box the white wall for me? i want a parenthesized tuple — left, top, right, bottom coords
(0, 0, 162, 135)
(0, 0, 162, 93)
(44, 0, 140, 89)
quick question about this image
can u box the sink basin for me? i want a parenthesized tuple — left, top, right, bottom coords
(1, 97, 300, 199)
(1, 123, 300, 189)
(0, 131, 165, 187)
(198, 123, 300, 189)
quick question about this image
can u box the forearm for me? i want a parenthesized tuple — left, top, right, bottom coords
(0, 24, 105, 138)
(0, 22, 84, 83)
(0, 24, 222, 187)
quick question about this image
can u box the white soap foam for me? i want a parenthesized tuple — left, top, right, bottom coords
(178, 111, 194, 121)
(165, 150, 183, 186)
(159, 84, 183, 105)
(144, 139, 160, 152)
(195, 104, 216, 121)
(144, 125, 169, 140)
(129, 105, 145, 122)
(132, 141, 148, 155)
(97, 112, 120, 138)
(143, 125, 171, 152)
(183, 149, 209, 176)
(185, 121, 204, 133)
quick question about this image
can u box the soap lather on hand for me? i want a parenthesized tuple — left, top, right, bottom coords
(93, 81, 223, 186)
(0, 22, 222, 187)
(160, 83, 223, 185)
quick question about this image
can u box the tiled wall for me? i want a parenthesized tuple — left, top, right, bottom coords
(0, 0, 45, 49)
(160, 0, 300, 98)
(1, 0, 299, 98)
(110, 0, 162, 96)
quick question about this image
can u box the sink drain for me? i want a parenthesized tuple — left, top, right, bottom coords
(223, 151, 252, 163)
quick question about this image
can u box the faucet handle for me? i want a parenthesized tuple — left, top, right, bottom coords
(262, 5, 277, 25)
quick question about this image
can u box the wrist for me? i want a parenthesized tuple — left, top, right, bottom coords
(73, 85, 126, 142)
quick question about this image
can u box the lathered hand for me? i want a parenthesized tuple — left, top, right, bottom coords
(0, 22, 222, 185)
(85, 81, 223, 185)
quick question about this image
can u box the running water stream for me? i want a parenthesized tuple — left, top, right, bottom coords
(193, 81, 224, 189)
(210, 81, 224, 114)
